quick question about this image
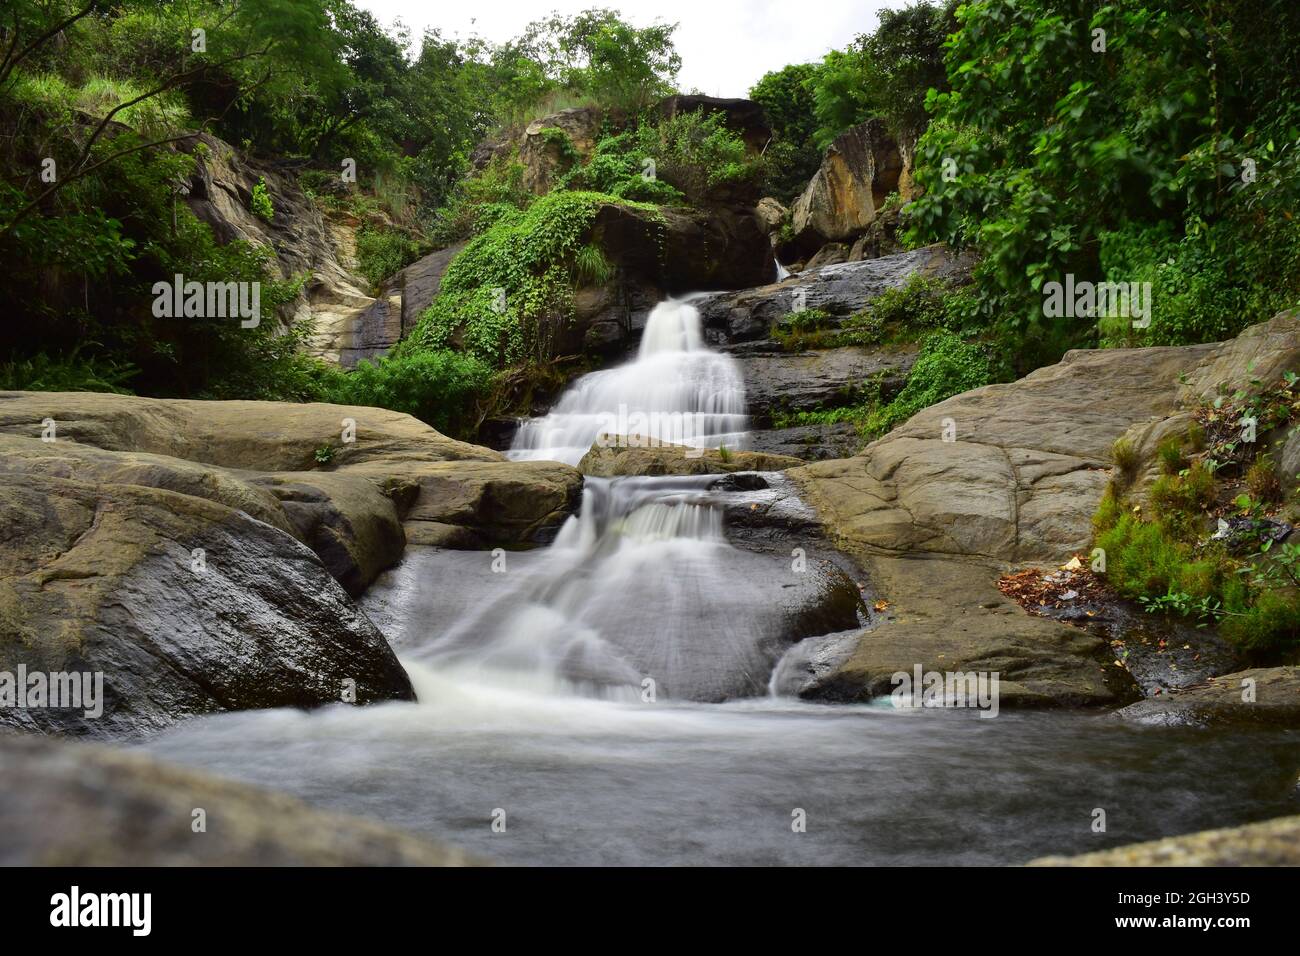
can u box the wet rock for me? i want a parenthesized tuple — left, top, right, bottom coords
(0, 474, 415, 739)
(746, 424, 863, 462)
(578, 437, 804, 477)
(1029, 813, 1300, 866)
(708, 473, 769, 492)
(731, 345, 915, 424)
(1114, 666, 1300, 727)
(0, 734, 479, 865)
(589, 202, 775, 294)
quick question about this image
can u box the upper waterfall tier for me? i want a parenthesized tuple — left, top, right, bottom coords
(509, 298, 748, 466)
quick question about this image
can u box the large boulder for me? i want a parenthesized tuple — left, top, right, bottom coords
(787, 311, 1300, 707)
(0, 391, 587, 736)
(518, 106, 622, 194)
(0, 472, 415, 738)
(791, 119, 902, 251)
(0, 734, 479, 865)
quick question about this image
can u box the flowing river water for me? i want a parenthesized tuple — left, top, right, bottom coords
(142, 300, 1300, 865)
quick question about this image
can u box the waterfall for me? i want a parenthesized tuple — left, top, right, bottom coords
(508, 298, 748, 466)
(775, 259, 791, 281)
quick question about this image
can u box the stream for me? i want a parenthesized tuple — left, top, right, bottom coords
(141, 300, 1300, 865)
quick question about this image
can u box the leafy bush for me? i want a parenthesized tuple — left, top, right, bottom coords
(407, 190, 659, 367)
(355, 225, 423, 292)
(867, 330, 990, 434)
(327, 349, 493, 438)
(250, 178, 274, 222)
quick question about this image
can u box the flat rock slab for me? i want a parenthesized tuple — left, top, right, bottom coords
(1114, 666, 1300, 727)
(0, 733, 479, 865)
(578, 437, 804, 477)
(796, 555, 1136, 707)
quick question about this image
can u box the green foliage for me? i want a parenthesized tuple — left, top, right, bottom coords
(326, 349, 493, 438)
(431, 156, 533, 245)
(749, 63, 823, 201)
(907, 0, 1300, 368)
(313, 444, 336, 465)
(354, 225, 423, 292)
(0, 348, 138, 394)
(485, 9, 681, 122)
(250, 178, 274, 223)
(571, 243, 614, 286)
(563, 110, 764, 206)
(407, 191, 659, 367)
(867, 329, 989, 434)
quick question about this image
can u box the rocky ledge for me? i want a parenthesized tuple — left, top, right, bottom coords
(0, 391, 582, 736)
(785, 311, 1300, 710)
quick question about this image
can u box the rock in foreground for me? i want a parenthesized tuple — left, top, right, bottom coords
(1029, 814, 1300, 866)
(0, 734, 478, 865)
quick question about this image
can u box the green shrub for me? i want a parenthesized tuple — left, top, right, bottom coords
(1221, 589, 1300, 656)
(1110, 437, 1139, 483)
(0, 349, 138, 393)
(355, 225, 422, 292)
(1149, 460, 1217, 520)
(867, 330, 990, 435)
(327, 349, 493, 438)
(250, 177, 274, 222)
(1156, 435, 1188, 475)
(407, 190, 659, 367)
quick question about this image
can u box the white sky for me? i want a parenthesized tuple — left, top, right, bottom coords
(355, 0, 902, 98)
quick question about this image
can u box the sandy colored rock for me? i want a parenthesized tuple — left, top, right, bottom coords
(1029, 813, 1300, 866)
(788, 312, 1300, 707)
(578, 438, 804, 477)
(0, 733, 479, 865)
(1115, 666, 1300, 727)
(792, 119, 902, 248)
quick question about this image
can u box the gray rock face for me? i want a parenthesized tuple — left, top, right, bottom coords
(695, 244, 974, 345)
(736, 346, 915, 424)
(0, 734, 479, 865)
(179, 133, 380, 365)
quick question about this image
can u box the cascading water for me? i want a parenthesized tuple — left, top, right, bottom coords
(509, 298, 747, 466)
(136, 280, 1300, 868)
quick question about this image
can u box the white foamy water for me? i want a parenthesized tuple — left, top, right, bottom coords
(508, 298, 748, 465)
